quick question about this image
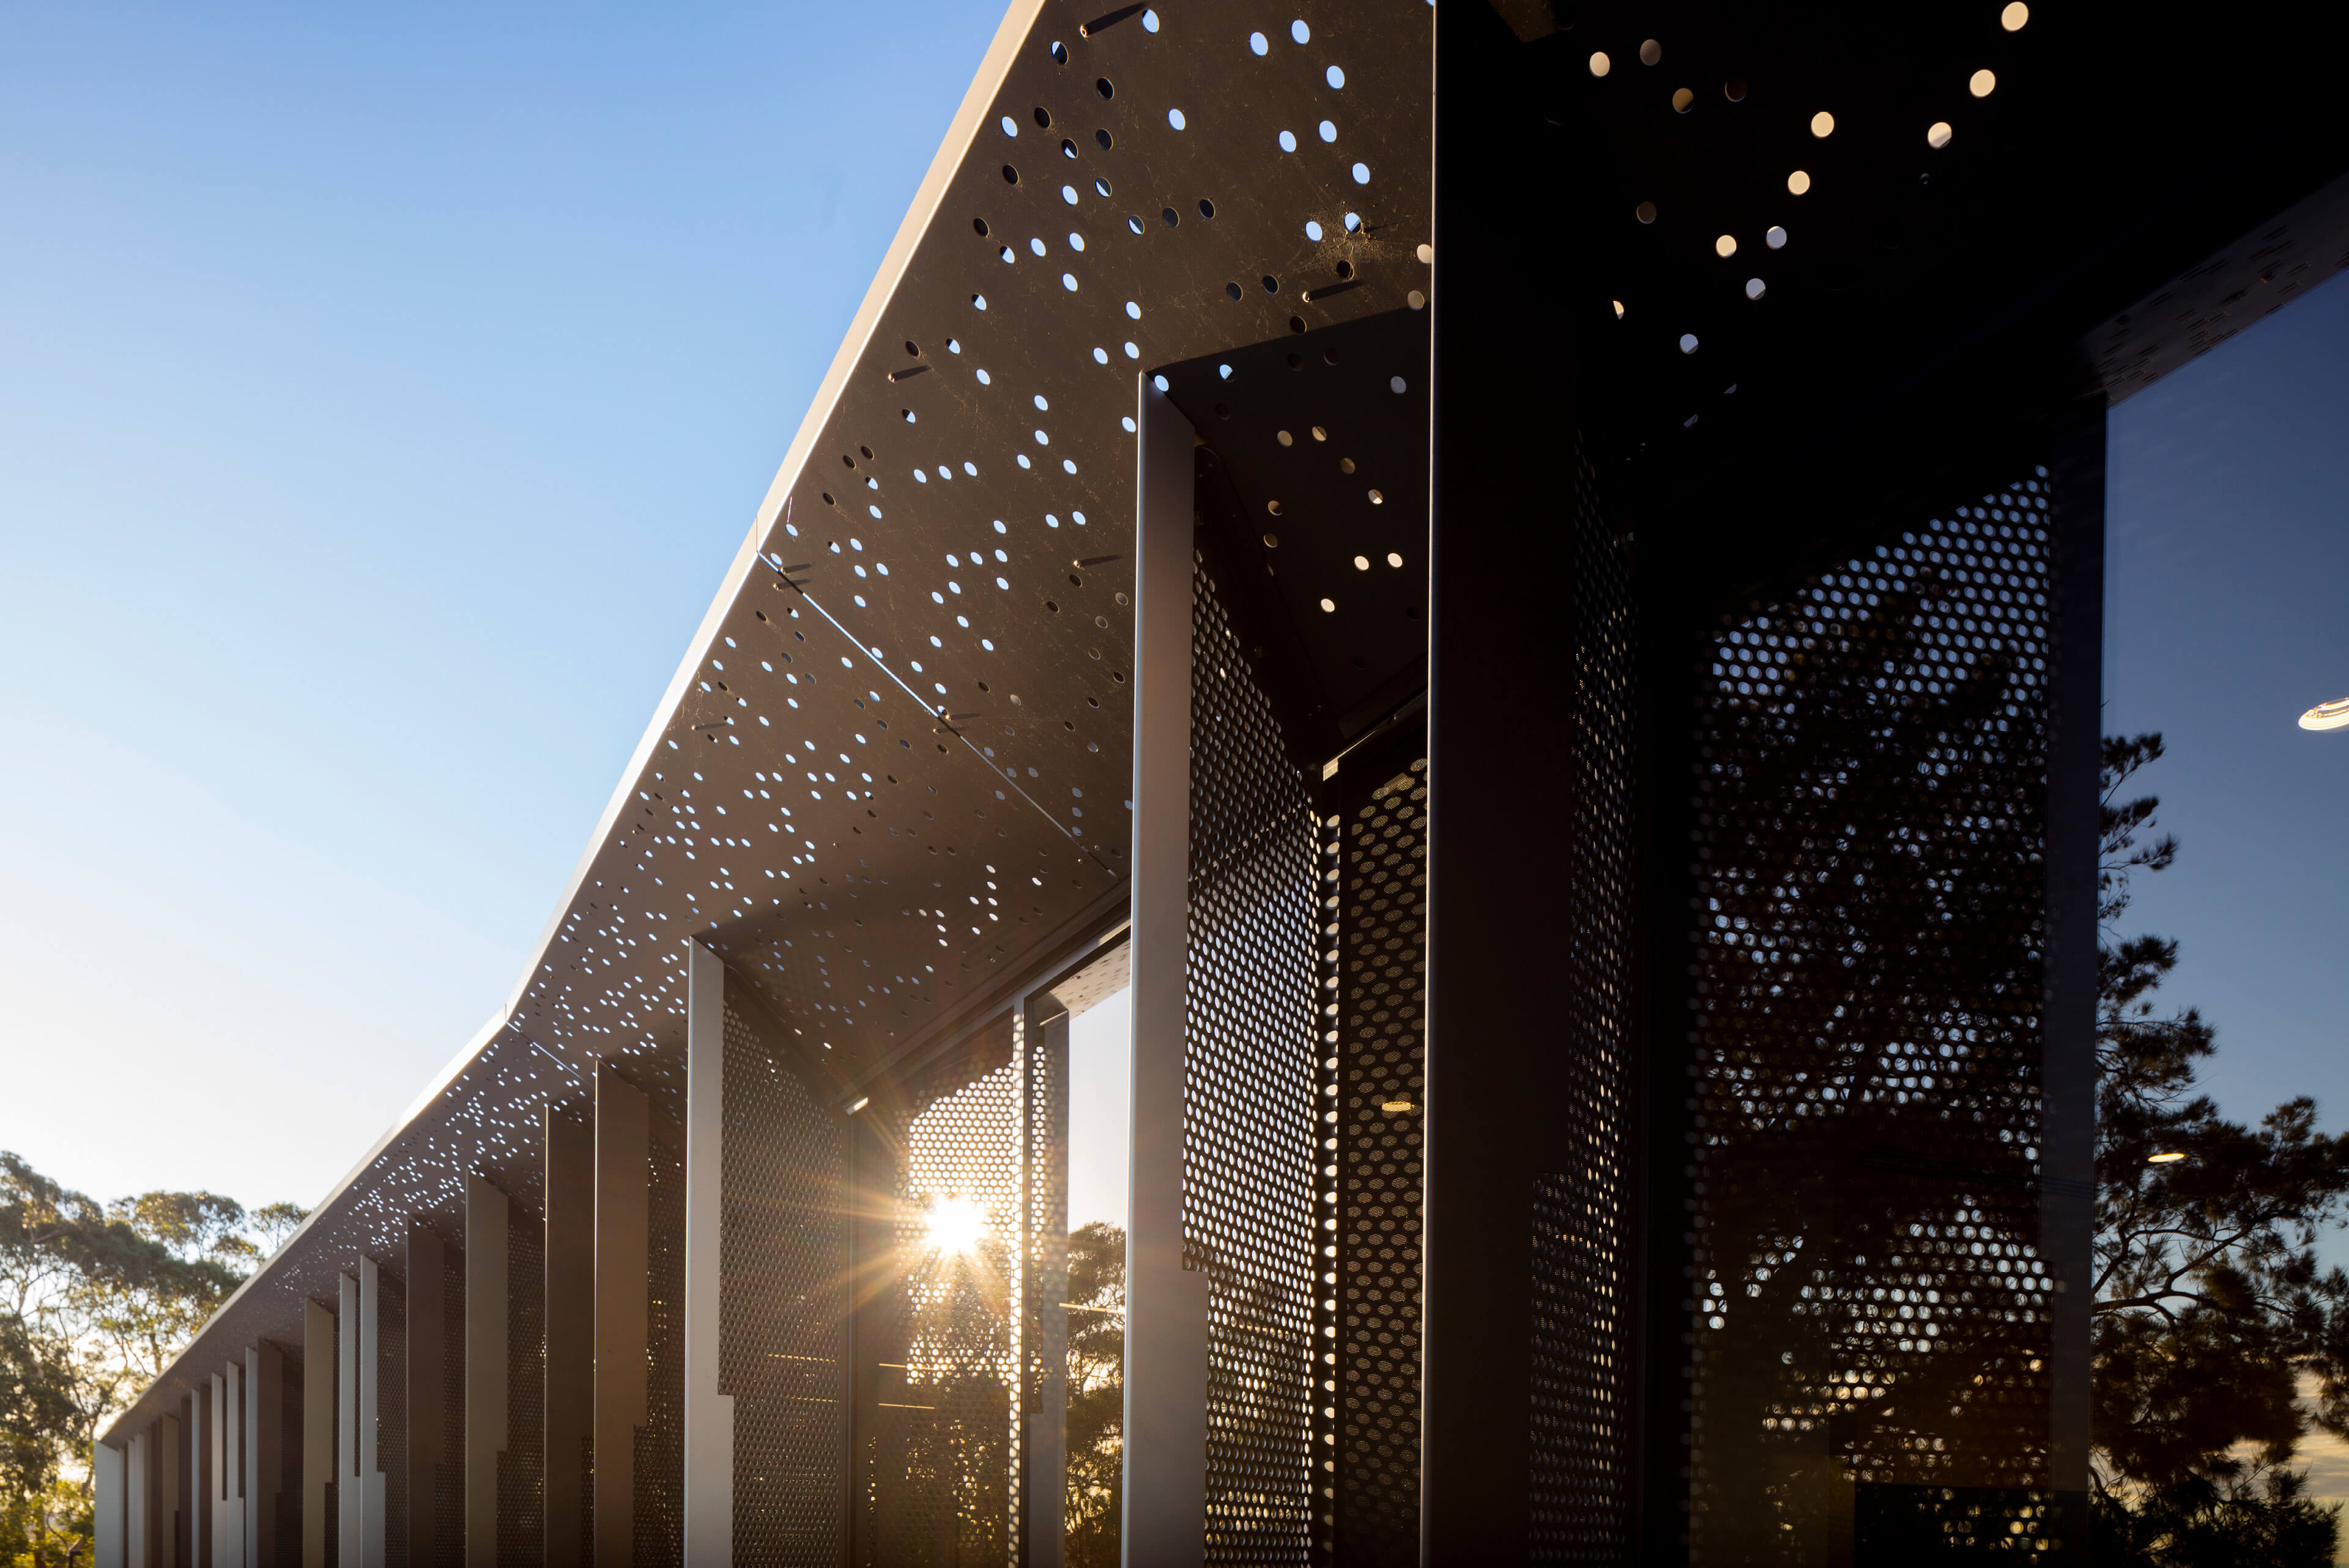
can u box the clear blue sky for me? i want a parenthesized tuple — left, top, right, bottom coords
(2, 0, 2344, 1221)
(2104, 272, 2349, 1150)
(0, 0, 1008, 1207)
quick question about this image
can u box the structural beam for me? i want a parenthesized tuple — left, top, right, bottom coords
(595, 1063, 651, 1568)
(682, 941, 732, 1567)
(464, 1177, 509, 1566)
(1122, 371, 1208, 1568)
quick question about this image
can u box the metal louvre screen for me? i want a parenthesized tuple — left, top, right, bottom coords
(1684, 472, 2061, 1560)
(502, 1208, 546, 1567)
(1184, 562, 1323, 1567)
(1328, 754, 1427, 1567)
(863, 1026, 1025, 1566)
(719, 1001, 852, 1564)
(1529, 452, 1638, 1559)
(639, 1131, 686, 1567)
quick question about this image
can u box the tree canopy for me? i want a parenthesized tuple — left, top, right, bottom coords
(2091, 734, 2349, 1563)
(0, 1155, 305, 1566)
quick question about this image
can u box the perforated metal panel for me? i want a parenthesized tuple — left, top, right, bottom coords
(1017, 1002, 1069, 1567)
(501, 1209, 546, 1568)
(1329, 753, 1425, 1567)
(1684, 475, 2061, 1561)
(1528, 450, 1637, 1560)
(719, 1000, 852, 1564)
(103, 0, 1438, 1451)
(637, 1132, 687, 1567)
(863, 1026, 1026, 1567)
(1184, 563, 1322, 1567)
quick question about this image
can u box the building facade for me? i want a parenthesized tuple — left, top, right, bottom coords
(95, 0, 2349, 1562)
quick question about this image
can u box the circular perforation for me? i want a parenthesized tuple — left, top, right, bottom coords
(1683, 475, 2062, 1557)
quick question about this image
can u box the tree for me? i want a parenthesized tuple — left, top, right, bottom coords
(0, 1154, 307, 1567)
(1064, 1221, 1124, 1568)
(0, 1311, 81, 1565)
(2091, 734, 2349, 1563)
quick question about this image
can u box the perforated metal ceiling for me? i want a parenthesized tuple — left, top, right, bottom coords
(106, 0, 1435, 1448)
(106, 0, 2349, 1462)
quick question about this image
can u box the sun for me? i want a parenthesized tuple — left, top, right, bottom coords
(922, 1194, 989, 1256)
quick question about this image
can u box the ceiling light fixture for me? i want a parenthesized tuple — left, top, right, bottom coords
(2298, 697, 2349, 731)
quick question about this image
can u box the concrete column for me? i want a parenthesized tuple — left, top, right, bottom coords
(681, 941, 732, 1568)
(303, 1300, 335, 1568)
(464, 1177, 509, 1566)
(1122, 370, 1208, 1568)
(595, 1062, 651, 1568)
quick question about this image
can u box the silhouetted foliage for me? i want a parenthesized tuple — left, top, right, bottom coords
(1686, 563, 2059, 1558)
(2090, 735, 2349, 1564)
(1064, 1221, 1124, 1568)
(0, 1153, 307, 1566)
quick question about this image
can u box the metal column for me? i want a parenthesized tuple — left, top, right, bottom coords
(595, 1062, 651, 1567)
(2043, 407, 2107, 1518)
(247, 1341, 286, 1568)
(303, 1300, 335, 1568)
(152, 1413, 184, 1568)
(1423, 3, 1628, 1561)
(544, 1104, 595, 1567)
(1023, 996, 1071, 1568)
(1122, 371, 1208, 1567)
(408, 1224, 450, 1567)
(338, 1274, 362, 1568)
(96, 1438, 126, 1568)
(681, 940, 732, 1568)
(464, 1177, 509, 1566)
(212, 1361, 245, 1567)
(340, 1261, 390, 1568)
(127, 1429, 150, 1568)
(191, 1383, 211, 1566)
